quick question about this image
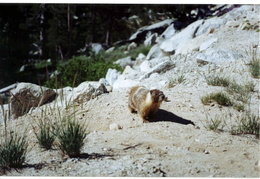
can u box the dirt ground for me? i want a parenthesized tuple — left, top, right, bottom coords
(1, 82, 259, 177)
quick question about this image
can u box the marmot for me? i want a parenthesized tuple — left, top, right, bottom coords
(128, 86, 169, 123)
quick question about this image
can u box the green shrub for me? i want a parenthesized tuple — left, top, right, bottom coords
(33, 121, 56, 150)
(226, 81, 255, 103)
(57, 119, 88, 158)
(206, 75, 230, 87)
(168, 74, 186, 88)
(45, 55, 122, 89)
(0, 132, 28, 168)
(201, 92, 232, 106)
(205, 117, 223, 132)
(231, 112, 259, 138)
(249, 57, 260, 79)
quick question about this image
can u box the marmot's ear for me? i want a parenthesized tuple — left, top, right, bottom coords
(149, 90, 153, 94)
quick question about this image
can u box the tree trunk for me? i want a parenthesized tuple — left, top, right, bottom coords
(67, 4, 72, 58)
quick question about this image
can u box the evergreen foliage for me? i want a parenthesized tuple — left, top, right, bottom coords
(0, 4, 211, 88)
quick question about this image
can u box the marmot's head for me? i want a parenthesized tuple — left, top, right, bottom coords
(150, 89, 165, 102)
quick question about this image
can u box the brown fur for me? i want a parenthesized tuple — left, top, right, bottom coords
(128, 86, 167, 123)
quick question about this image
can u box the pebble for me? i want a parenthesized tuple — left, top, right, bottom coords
(109, 123, 122, 130)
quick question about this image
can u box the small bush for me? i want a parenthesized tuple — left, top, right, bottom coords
(206, 75, 230, 87)
(231, 112, 260, 138)
(249, 58, 260, 79)
(226, 81, 254, 103)
(201, 92, 232, 106)
(0, 132, 28, 168)
(57, 119, 88, 158)
(33, 121, 56, 150)
(205, 117, 223, 132)
(45, 55, 122, 89)
(168, 74, 186, 88)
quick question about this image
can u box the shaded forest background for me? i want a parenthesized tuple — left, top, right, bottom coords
(0, 4, 211, 88)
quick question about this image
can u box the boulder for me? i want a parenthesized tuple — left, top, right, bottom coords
(114, 56, 134, 68)
(146, 44, 162, 60)
(64, 82, 95, 104)
(105, 47, 115, 53)
(127, 42, 137, 51)
(10, 83, 57, 118)
(144, 33, 158, 46)
(129, 19, 174, 43)
(139, 60, 175, 80)
(134, 53, 146, 66)
(196, 48, 244, 64)
(160, 24, 177, 39)
(113, 77, 141, 91)
(199, 38, 218, 51)
(105, 68, 121, 86)
(91, 43, 104, 54)
(160, 20, 203, 55)
(139, 60, 152, 72)
(194, 17, 227, 37)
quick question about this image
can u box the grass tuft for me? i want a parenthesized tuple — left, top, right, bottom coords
(206, 75, 230, 87)
(0, 132, 28, 168)
(32, 120, 56, 150)
(57, 119, 88, 158)
(201, 92, 232, 106)
(231, 112, 260, 138)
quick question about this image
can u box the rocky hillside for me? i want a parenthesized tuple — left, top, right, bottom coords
(0, 5, 259, 177)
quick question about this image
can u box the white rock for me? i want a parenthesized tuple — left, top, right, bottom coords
(160, 20, 203, 55)
(196, 48, 244, 64)
(136, 53, 146, 61)
(105, 68, 121, 86)
(195, 17, 226, 37)
(91, 43, 104, 54)
(146, 44, 162, 60)
(129, 19, 174, 41)
(199, 38, 218, 51)
(144, 33, 158, 46)
(122, 65, 135, 75)
(109, 123, 122, 130)
(127, 42, 137, 51)
(106, 47, 115, 53)
(161, 23, 177, 39)
(139, 60, 152, 72)
(113, 79, 141, 91)
(114, 56, 134, 68)
(139, 60, 175, 80)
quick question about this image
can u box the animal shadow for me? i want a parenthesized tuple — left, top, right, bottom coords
(150, 109, 195, 126)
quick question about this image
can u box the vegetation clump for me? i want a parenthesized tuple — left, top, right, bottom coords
(32, 120, 56, 150)
(57, 118, 88, 158)
(0, 132, 28, 169)
(201, 92, 232, 106)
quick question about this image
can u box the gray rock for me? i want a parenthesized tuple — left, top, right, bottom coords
(109, 123, 122, 130)
(139, 60, 152, 72)
(106, 47, 115, 53)
(144, 33, 158, 46)
(105, 68, 121, 86)
(146, 44, 162, 60)
(114, 56, 134, 68)
(160, 20, 203, 55)
(127, 42, 137, 51)
(10, 83, 57, 118)
(199, 38, 218, 51)
(161, 24, 177, 39)
(196, 48, 244, 64)
(68, 82, 96, 103)
(130, 19, 174, 41)
(91, 43, 104, 54)
(195, 17, 226, 37)
(139, 60, 175, 80)
(113, 77, 141, 91)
